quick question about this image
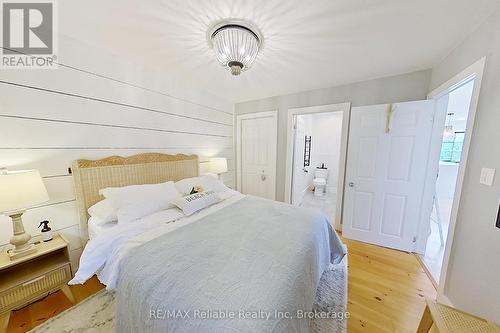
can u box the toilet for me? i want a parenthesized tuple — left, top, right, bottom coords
(313, 167, 328, 196)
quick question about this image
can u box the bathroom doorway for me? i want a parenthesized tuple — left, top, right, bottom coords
(420, 78, 476, 284)
(285, 103, 351, 230)
(414, 58, 485, 299)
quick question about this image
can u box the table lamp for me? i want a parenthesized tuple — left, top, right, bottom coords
(0, 169, 49, 260)
(209, 158, 228, 179)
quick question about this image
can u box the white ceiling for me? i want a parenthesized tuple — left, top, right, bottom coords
(60, 0, 500, 103)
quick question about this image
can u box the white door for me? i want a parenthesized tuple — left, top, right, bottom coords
(236, 111, 277, 200)
(342, 101, 435, 251)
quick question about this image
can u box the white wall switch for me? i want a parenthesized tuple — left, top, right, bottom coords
(479, 168, 495, 186)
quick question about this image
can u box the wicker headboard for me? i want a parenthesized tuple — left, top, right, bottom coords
(72, 153, 199, 243)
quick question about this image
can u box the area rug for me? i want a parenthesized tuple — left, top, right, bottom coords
(30, 258, 347, 333)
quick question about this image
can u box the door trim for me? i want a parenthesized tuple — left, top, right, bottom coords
(236, 110, 278, 199)
(284, 102, 351, 230)
(418, 57, 486, 305)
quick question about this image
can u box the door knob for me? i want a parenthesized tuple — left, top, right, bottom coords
(261, 174, 267, 181)
(348, 182, 355, 187)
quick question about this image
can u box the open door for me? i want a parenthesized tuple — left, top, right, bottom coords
(342, 100, 435, 252)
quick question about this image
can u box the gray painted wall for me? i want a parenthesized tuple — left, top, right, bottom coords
(235, 70, 431, 201)
(429, 10, 500, 324)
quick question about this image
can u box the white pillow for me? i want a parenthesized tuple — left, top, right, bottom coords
(100, 181, 180, 211)
(217, 189, 239, 201)
(175, 175, 229, 196)
(88, 199, 117, 224)
(88, 216, 117, 239)
(138, 207, 184, 225)
(116, 200, 177, 224)
(173, 190, 222, 216)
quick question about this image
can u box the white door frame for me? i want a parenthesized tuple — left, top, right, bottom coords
(236, 110, 278, 199)
(417, 57, 486, 305)
(284, 102, 351, 230)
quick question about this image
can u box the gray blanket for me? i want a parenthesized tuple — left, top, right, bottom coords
(116, 196, 346, 333)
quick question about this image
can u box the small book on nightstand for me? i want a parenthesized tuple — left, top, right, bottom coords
(0, 234, 75, 332)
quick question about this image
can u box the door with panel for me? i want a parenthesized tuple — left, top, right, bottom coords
(236, 111, 277, 200)
(342, 101, 435, 251)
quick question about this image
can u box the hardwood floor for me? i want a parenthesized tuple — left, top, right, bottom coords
(6, 239, 435, 333)
(5, 277, 105, 333)
(344, 238, 436, 332)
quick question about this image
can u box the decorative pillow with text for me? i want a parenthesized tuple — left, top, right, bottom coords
(173, 190, 221, 216)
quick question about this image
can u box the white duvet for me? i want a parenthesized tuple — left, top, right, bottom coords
(70, 192, 245, 289)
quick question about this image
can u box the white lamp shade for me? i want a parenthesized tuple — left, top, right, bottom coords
(0, 169, 49, 213)
(209, 158, 228, 174)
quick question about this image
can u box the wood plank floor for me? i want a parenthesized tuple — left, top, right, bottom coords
(344, 239, 436, 332)
(6, 238, 435, 332)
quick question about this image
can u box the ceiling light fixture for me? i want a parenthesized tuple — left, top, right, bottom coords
(443, 112, 456, 140)
(208, 19, 262, 76)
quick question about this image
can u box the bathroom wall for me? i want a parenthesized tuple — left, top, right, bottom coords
(446, 79, 474, 132)
(309, 112, 344, 192)
(291, 115, 313, 205)
(436, 163, 459, 203)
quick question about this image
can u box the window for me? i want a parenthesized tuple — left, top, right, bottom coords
(440, 132, 465, 163)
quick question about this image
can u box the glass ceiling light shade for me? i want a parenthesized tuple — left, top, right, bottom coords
(443, 125, 456, 140)
(443, 112, 456, 141)
(208, 20, 262, 76)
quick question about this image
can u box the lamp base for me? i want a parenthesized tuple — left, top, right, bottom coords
(8, 243, 37, 260)
(8, 211, 37, 261)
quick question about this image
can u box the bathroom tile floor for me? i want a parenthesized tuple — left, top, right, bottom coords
(300, 190, 337, 223)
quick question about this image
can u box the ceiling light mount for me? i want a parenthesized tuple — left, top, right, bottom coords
(208, 19, 263, 76)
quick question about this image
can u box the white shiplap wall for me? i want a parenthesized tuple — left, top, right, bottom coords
(0, 37, 234, 271)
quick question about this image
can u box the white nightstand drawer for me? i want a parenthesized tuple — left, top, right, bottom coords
(0, 263, 71, 312)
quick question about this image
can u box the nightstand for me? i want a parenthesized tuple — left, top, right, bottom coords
(0, 234, 74, 332)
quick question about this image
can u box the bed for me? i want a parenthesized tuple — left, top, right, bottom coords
(69, 153, 347, 333)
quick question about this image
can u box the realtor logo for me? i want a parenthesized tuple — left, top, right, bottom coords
(1, 0, 57, 68)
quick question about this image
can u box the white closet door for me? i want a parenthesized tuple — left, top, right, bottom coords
(343, 101, 435, 251)
(236, 111, 277, 200)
